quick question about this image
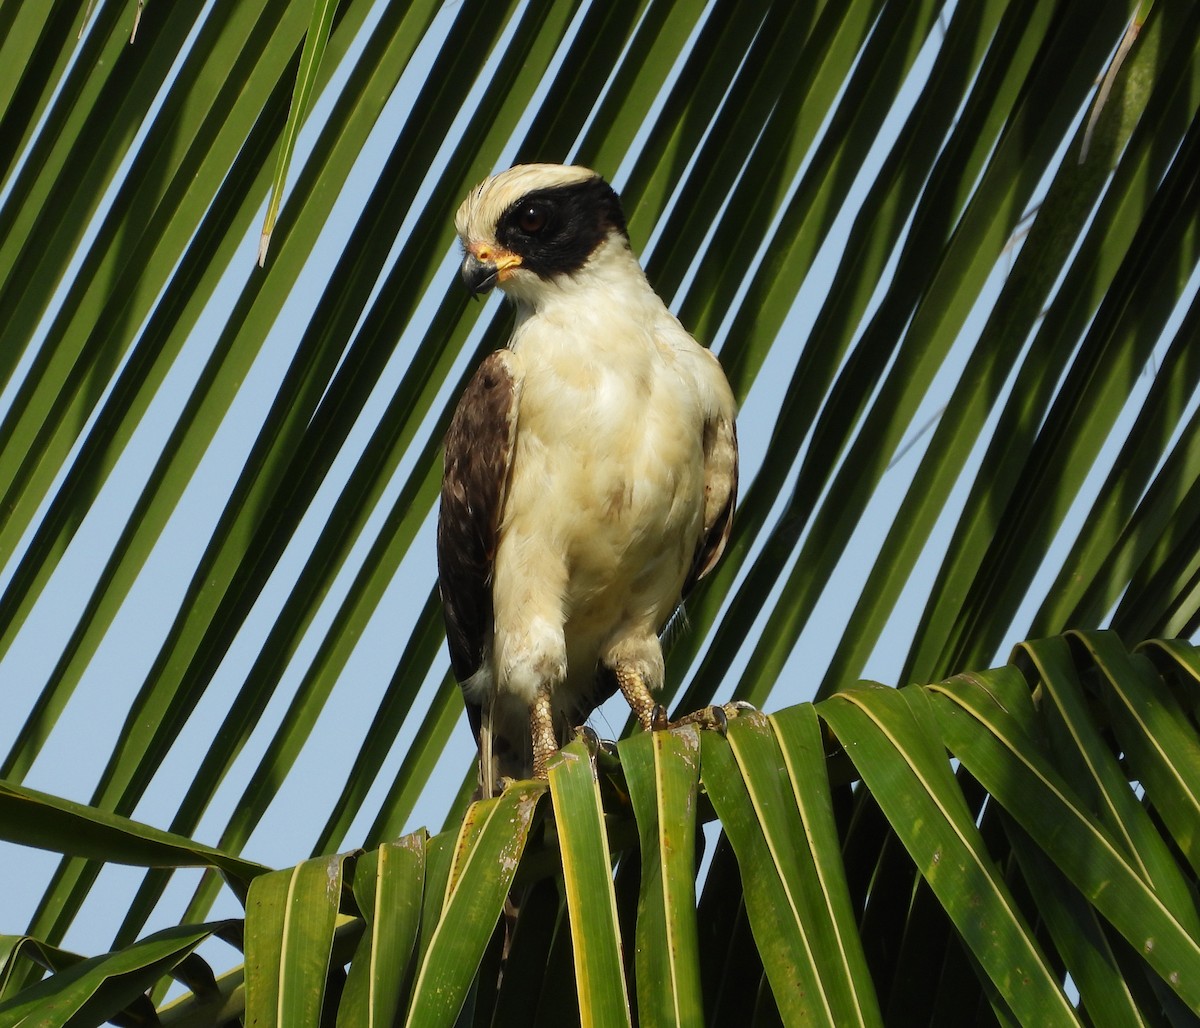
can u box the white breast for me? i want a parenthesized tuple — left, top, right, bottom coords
(486, 276, 723, 713)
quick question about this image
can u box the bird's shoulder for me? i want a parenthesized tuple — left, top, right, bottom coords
(653, 316, 737, 419)
(444, 350, 522, 466)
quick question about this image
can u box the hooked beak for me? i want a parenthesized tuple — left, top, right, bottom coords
(461, 252, 499, 296)
(460, 244, 522, 296)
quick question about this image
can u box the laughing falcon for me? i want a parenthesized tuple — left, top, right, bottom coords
(437, 164, 738, 794)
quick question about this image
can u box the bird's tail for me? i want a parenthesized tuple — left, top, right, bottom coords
(479, 699, 497, 799)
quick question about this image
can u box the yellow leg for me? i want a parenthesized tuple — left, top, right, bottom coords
(614, 664, 664, 731)
(530, 681, 557, 779)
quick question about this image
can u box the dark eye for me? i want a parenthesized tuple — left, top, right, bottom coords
(516, 205, 547, 234)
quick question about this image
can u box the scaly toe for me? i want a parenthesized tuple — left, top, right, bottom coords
(666, 700, 752, 733)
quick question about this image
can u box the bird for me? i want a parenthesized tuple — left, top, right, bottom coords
(437, 163, 738, 796)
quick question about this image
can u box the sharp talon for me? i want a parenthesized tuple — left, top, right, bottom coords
(650, 704, 669, 731)
(709, 705, 729, 735)
(728, 700, 755, 715)
(577, 724, 601, 757)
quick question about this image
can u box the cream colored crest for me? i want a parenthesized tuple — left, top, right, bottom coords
(454, 163, 598, 244)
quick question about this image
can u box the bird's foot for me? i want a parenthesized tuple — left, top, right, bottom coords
(612, 661, 755, 738)
(654, 700, 756, 735)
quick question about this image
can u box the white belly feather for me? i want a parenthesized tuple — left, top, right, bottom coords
(483, 298, 719, 723)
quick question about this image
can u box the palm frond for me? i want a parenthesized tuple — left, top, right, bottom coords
(3, 633, 1197, 1023)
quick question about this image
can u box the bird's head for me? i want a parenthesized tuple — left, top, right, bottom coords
(454, 164, 629, 305)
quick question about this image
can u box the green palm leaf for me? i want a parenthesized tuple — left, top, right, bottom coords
(2, 635, 1198, 1022)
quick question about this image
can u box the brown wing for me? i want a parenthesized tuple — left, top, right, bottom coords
(683, 414, 738, 599)
(437, 351, 521, 709)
